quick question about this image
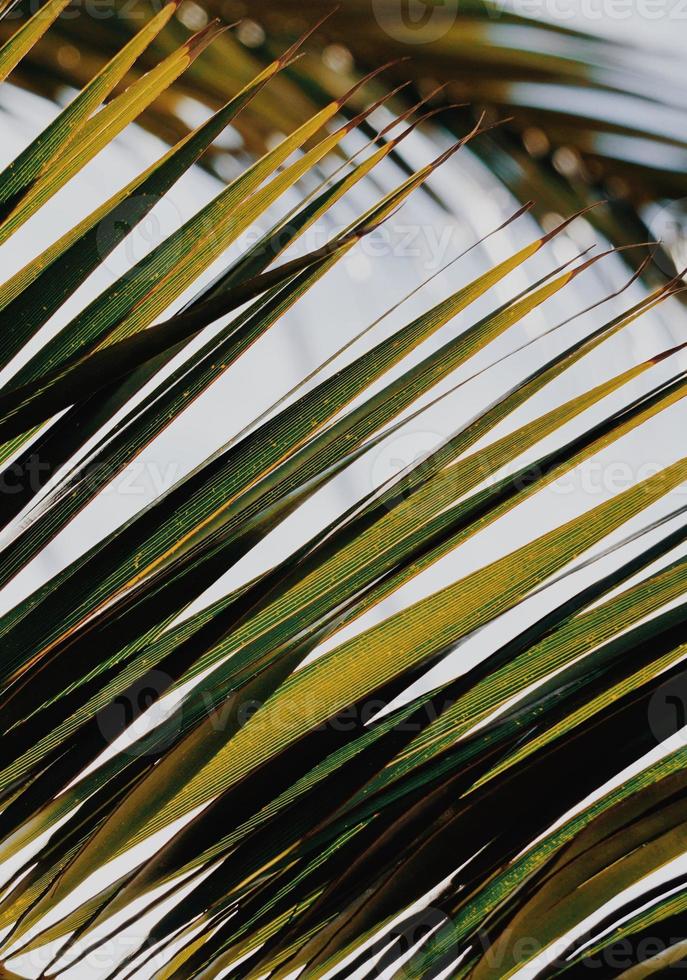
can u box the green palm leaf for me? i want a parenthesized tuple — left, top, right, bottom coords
(0, 6, 685, 980)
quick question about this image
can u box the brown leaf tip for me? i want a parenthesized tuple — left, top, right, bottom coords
(185, 18, 228, 60)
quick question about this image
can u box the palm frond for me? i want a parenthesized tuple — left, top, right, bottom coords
(0, 6, 685, 980)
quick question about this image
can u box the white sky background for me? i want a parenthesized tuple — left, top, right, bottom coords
(1, 1, 687, 976)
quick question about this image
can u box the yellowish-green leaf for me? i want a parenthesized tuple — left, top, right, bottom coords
(0, 0, 179, 209)
(0, 0, 71, 82)
(0, 19, 225, 245)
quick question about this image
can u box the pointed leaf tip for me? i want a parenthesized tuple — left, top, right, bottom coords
(379, 82, 450, 138)
(540, 200, 606, 245)
(336, 58, 410, 108)
(651, 340, 687, 365)
(185, 18, 228, 59)
(279, 7, 340, 64)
